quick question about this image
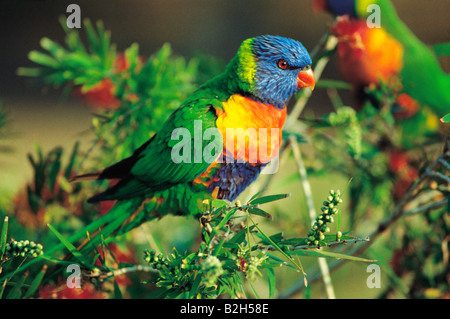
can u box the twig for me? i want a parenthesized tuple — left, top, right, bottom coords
(373, 152, 448, 238)
(289, 135, 336, 299)
(279, 150, 449, 298)
(438, 158, 450, 170)
(403, 199, 448, 217)
(427, 172, 450, 184)
(259, 237, 370, 252)
(79, 101, 145, 169)
(106, 264, 158, 277)
(87, 264, 158, 282)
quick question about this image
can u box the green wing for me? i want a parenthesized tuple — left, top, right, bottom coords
(88, 97, 222, 202)
(131, 98, 221, 185)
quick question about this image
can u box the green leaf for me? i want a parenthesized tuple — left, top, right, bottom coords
(227, 225, 256, 245)
(249, 215, 304, 273)
(80, 209, 132, 255)
(39, 254, 78, 266)
(6, 271, 28, 299)
(293, 249, 375, 262)
(212, 238, 226, 257)
(0, 216, 8, 260)
(40, 37, 66, 59)
(84, 18, 101, 55)
(64, 27, 87, 53)
(23, 265, 47, 299)
(28, 51, 59, 68)
(214, 207, 238, 232)
(113, 279, 123, 299)
(249, 193, 290, 205)
(279, 237, 309, 246)
(247, 207, 272, 219)
(256, 232, 284, 245)
(247, 192, 262, 203)
(189, 271, 203, 299)
(211, 199, 229, 208)
(323, 233, 353, 242)
(64, 142, 79, 179)
(47, 148, 62, 193)
(267, 267, 275, 299)
(47, 223, 90, 268)
(328, 107, 362, 159)
(16, 67, 50, 77)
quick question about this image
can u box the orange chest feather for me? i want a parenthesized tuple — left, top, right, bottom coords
(215, 94, 287, 163)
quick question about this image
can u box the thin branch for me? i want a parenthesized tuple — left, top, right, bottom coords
(438, 158, 450, 170)
(427, 172, 450, 184)
(107, 264, 158, 276)
(403, 199, 448, 217)
(259, 237, 370, 252)
(372, 152, 448, 240)
(290, 135, 336, 299)
(279, 149, 449, 298)
(86, 264, 158, 282)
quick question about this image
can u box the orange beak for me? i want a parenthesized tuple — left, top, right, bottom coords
(297, 68, 316, 90)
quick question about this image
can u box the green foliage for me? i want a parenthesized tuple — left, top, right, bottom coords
(307, 190, 343, 246)
(17, 18, 116, 89)
(0, 217, 47, 299)
(327, 107, 362, 159)
(0, 16, 447, 299)
(4, 239, 44, 259)
(138, 194, 370, 299)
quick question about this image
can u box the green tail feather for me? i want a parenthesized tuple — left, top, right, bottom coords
(4, 183, 208, 281)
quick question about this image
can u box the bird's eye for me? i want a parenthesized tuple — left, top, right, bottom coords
(277, 60, 288, 69)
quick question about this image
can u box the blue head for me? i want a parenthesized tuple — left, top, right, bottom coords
(314, 0, 380, 17)
(326, 0, 356, 16)
(234, 35, 315, 108)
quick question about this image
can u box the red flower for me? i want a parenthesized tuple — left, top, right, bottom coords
(388, 150, 419, 199)
(74, 78, 121, 110)
(39, 282, 106, 299)
(94, 242, 137, 287)
(95, 242, 136, 267)
(13, 170, 82, 229)
(311, 0, 328, 13)
(73, 53, 144, 110)
(393, 93, 420, 119)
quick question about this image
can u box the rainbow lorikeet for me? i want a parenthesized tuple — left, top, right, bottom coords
(70, 35, 315, 240)
(311, 0, 450, 119)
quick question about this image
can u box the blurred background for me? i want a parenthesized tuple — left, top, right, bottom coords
(0, 0, 449, 299)
(1, 0, 449, 193)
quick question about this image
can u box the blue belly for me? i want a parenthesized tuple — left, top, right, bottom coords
(207, 160, 266, 201)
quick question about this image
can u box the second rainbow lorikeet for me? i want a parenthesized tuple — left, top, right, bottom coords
(70, 35, 315, 240)
(311, 0, 450, 118)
